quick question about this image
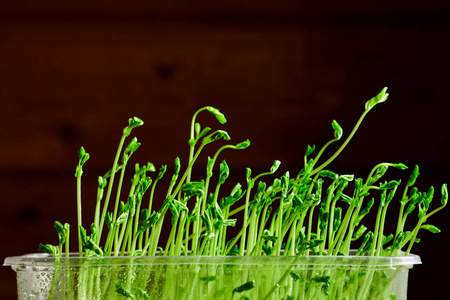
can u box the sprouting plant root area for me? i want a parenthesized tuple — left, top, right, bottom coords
(36, 89, 446, 299)
(27, 263, 407, 299)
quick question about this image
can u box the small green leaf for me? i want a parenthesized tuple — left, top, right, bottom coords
(424, 186, 435, 210)
(352, 225, 367, 241)
(307, 239, 324, 249)
(75, 147, 89, 177)
(83, 239, 103, 256)
(261, 243, 273, 255)
(123, 117, 144, 137)
(312, 276, 331, 295)
(359, 231, 374, 254)
(182, 181, 205, 198)
(382, 233, 394, 245)
(78, 146, 86, 159)
(116, 212, 129, 225)
(421, 224, 441, 233)
(356, 198, 374, 225)
(246, 168, 252, 180)
(222, 183, 244, 207)
(235, 139, 250, 149)
(340, 174, 354, 182)
(289, 271, 300, 281)
(233, 280, 255, 293)
(98, 176, 108, 189)
(115, 283, 133, 298)
(140, 208, 149, 220)
(132, 287, 149, 299)
(215, 130, 231, 141)
(218, 160, 230, 184)
(202, 130, 231, 145)
(407, 165, 420, 187)
(124, 137, 141, 155)
(206, 156, 214, 177)
(319, 170, 338, 180)
(381, 180, 401, 190)
(223, 218, 237, 227)
(333, 207, 342, 232)
(156, 165, 167, 180)
(78, 147, 90, 165)
(340, 194, 353, 204)
(262, 233, 278, 243)
(174, 157, 181, 176)
(138, 212, 160, 233)
(206, 106, 227, 124)
(199, 276, 217, 282)
(392, 163, 408, 170)
(199, 127, 211, 139)
(270, 160, 281, 173)
(405, 202, 416, 215)
(319, 210, 329, 232)
(106, 212, 113, 228)
(38, 243, 59, 256)
(441, 183, 448, 206)
(368, 164, 388, 185)
(365, 87, 389, 111)
(331, 120, 343, 140)
(143, 162, 156, 173)
(305, 144, 315, 158)
(195, 122, 201, 137)
(79, 225, 87, 244)
(393, 231, 410, 250)
(129, 116, 144, 129)
(54, 221, 65, 236)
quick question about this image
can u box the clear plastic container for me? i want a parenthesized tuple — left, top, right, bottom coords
(4, 252, 421, 300)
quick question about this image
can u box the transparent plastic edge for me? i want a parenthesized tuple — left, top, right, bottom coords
(3, 252, 422, 268)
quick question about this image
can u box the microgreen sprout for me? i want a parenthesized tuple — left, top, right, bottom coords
(75, 146, 89, 256)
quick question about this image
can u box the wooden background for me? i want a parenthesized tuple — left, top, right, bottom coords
(1, 1, 449, 299)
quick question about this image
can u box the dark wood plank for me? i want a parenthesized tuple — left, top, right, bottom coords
(1, 0, 449, 15)
(0, 4, 449, 299)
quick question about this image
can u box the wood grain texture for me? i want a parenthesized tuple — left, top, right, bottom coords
(1, 2, 449, 299)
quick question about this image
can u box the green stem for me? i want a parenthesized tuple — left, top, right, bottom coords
(310, 109, 371, 176)
(239, 187, 253, 256)
(370, 201, 384, 256)
(375, 203, 389, 256)
(404, 219, 424, 255)
(76, 171, 83, 256)
(330, 203, 356, 255)
(65, 225, 70, 257)
(187, 107, 206, 182)
(98, 134, 128, 243)
(112, 164, 127, 230)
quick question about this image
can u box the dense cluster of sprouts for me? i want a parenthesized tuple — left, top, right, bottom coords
(39, 87, 447, 259)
